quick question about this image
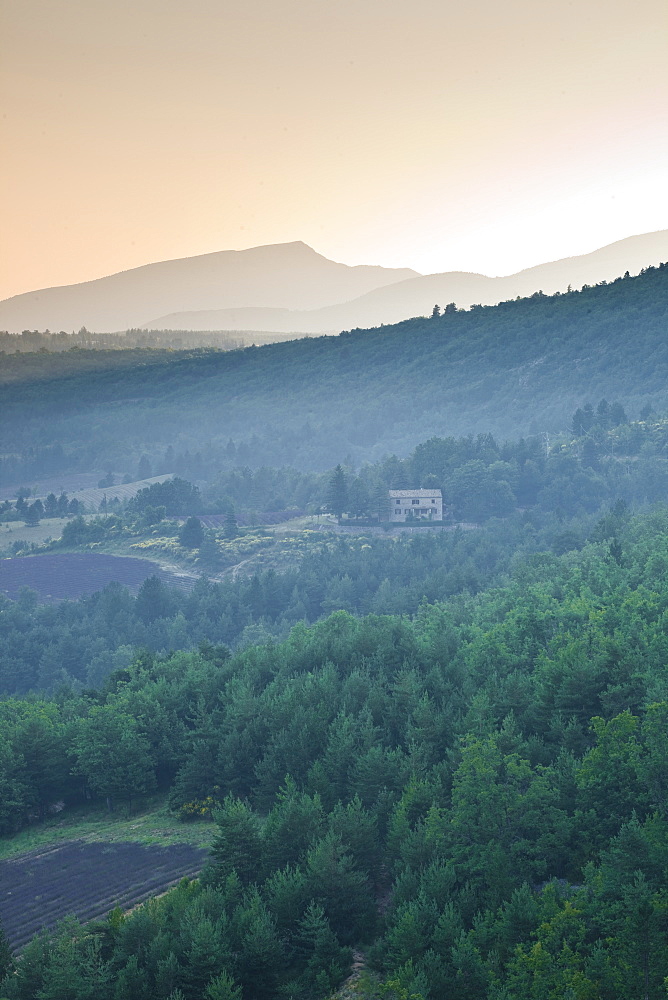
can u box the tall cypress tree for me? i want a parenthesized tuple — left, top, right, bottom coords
(223, 507, 238, 539)
(326, 466, 348, 519)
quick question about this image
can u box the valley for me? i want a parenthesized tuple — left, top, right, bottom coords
(2, 257, 668, 999)
(3, 0, 665, 991)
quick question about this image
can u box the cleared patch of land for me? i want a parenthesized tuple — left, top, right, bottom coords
(0, 839, 209, 951)
(0, 474, 173, 510)
(0, 552, 191, 601)
(37, 474, 174, 513)
(0, 517, 69, 554)
(0, 797, 216, 862)
(0, 798, 215, 951)
(0, 473, 105, 502)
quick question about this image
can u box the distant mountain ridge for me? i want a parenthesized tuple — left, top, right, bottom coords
(2, 265, 667, 480)
(0, 231, 666, 335)
(0, 242, 418, 334)
(143, 231, 668, 333)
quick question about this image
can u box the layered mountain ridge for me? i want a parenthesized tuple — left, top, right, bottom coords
(0, 230, 666, 335)
(0, 242, 418, 334)
(144, 231, 668, 332)
(3, 264, 667, 477)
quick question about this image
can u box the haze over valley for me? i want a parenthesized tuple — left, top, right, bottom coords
(2, 0, 668, 997)
(1, 229, 666, 336)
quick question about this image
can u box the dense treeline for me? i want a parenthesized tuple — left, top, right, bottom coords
(0, 328, 302, 355)
(3, 503, 668, 996)
(6, 403, 668, 525)
(1, 490, 83, 525)
(8, 411, 668, 697)
(161, 407, 668, 524)
(0, 513, 562, 694)
(3, 267, 668, 997)
(1, 265, 667, 481)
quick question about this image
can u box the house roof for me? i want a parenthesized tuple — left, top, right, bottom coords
(388, 489, 442, 498)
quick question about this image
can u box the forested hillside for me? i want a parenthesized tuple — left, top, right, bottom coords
(6, 411, 668, 696)
(3, 504, 668, 997)
(3, 265, 668, 1000)
(0, 328, 306, 355)
(1, 264, 667, 482)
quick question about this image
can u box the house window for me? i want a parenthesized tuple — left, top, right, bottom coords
(431, 499, 435, 503)
(395, 499, 401, 504)
(412, 499, 419, 505)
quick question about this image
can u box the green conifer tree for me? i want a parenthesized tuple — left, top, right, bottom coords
(207, 795, 263, 886)
(179, 516, 204, 548)
(326, 465, 348, 519)
(223, 508, 238, 539)
(204, 971, 242, 1000)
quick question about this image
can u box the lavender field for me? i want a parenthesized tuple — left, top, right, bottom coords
(0, 840, 208, 951)
(0, 552, 191, 601)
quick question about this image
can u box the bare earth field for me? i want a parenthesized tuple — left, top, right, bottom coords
(0, 839, 209, 951)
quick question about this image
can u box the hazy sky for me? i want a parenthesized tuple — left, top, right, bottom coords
(1, 0, 666, 299)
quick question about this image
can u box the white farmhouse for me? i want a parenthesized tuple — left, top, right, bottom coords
(388, 489, 443, 522)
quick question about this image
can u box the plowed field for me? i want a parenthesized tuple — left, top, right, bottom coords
(0, 839, 208, 951)
(0, 552, 191, 601)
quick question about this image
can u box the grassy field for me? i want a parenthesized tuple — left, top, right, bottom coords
(0, 795, 216, 861)
(271, 513, 337, 532)
(0, 517, 68, 554)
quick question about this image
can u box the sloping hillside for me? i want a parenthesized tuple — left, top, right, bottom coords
(1, 265, 666, 477)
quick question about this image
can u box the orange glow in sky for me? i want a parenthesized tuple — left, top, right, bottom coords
(1, 0, 666, 299)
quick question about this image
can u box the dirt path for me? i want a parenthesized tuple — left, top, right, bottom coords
(333, 949, 366, 999)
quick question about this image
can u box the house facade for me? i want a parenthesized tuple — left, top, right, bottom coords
(388, 489, 443, 522)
